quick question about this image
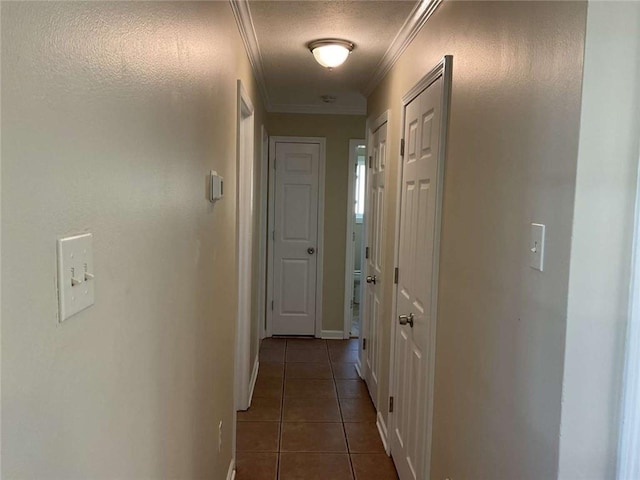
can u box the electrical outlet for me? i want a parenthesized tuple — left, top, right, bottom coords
(218, 421, 223, 452)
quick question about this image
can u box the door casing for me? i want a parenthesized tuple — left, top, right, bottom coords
(266, 136, 326, 338)
(257, 125, 269, 342)
(343, 138, 366, 340)
(234, 80, 255, 414)
(387, 55, 453, 475)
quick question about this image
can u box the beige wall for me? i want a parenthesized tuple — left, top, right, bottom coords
(367, 2, 587, 478)
(1, 2, 265, 478)
(266, 113, 366, 333)
(559, 2, 640, 478)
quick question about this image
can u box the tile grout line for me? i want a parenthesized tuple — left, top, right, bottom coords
(276, 339, 288, 480)
(328, 341, 358, 480)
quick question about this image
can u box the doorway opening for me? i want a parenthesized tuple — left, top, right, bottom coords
(344, 139, 367, 339)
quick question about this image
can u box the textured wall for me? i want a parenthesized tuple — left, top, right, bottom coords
(266, 113, 366, 333)
(1, 2, 264, 478)
(367, 2, 587, 478)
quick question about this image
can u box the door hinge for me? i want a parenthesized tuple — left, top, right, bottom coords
(363, 338, 367, 350)
(365, 246, 370, 259)
(272, 230, 275, 241)
(369, 155, 373, 168)
(389, 396, 394, 413)
(394, 267, 399, 284)
(352, 231, 356, 241)
(271, 300, 274, 311)
(400, 139, 405, 157)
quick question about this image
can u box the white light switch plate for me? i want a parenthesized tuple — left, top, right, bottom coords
(530, 223, 546, 272)
(57, 233, 95, 322)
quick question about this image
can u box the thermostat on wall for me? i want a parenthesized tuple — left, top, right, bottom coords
(210, 171, 224, 203)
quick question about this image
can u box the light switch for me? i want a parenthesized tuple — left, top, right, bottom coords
(57, 233, 95, 322)
(530, 223, 546, 272)
(209, 170, 224, 203)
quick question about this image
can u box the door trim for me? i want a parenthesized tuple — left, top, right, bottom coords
(359, 110, 390, 381)
(266, 136, 326, 338)
(343, 139, 366, 340)
(235, 79, 255, 412)
(257, 126, 269, 342)
(387, 55, 453, 475)
(618, 141, 640, 478)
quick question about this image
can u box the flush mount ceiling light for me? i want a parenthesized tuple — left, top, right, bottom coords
(308, 39, 354, 70)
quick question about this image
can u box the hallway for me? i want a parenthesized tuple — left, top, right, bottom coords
(236, 338, 399, 479)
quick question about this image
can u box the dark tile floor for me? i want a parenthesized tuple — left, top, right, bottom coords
(236, 338, 399, 480)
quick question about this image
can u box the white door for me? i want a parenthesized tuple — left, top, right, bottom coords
(363, 122, 387, 407)
(272, 142, 320, 335)
(391, 76, 444, 480)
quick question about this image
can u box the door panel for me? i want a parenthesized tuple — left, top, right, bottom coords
(272, 142, 320, 335)
(280, 259, 309, 313)
(363, 122, 387, 407)
(283, 185, 312, 239)
(391, 76, 443, 480)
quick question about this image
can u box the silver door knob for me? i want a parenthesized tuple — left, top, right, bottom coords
(398, 313, 414, 328)
(307, 247, 315, 255)
(366, 275, 377, 285)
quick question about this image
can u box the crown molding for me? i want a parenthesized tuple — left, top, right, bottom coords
(229, 0, 272, 110)
(269, 103, 367, 116)
(230, 0, 441, 115)
(362, 0, 443, 97)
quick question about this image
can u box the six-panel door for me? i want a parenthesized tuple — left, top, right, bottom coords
(392, 76, 443, 480)
(272, 142, 321, 335)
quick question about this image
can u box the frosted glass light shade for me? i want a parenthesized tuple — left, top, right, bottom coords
(309, 40, 354, 69)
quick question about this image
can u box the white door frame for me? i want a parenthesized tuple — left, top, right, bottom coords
(358, 111, 389, 380)
(266, 136, 326, 338)
(387, 56, 453, 470)
(618, 144, 640, 479)
(257, 126, 269, 342)
(234, 80, 254, 412)
(343, 138, 366, 339)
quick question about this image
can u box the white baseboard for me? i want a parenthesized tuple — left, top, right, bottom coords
(248, 358, 259, 408)
(226, 458, 236, 480)
(376, 411, 390, 455)
(321, 329, 346, 339)
(355, 360, 364, 379)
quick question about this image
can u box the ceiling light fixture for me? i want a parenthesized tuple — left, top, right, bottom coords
(308, 39, 354, 70)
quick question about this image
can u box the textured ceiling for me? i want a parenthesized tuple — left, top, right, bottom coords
(248, 0, 417, 114)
